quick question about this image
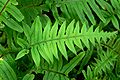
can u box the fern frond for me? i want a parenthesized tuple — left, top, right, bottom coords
(42, 52, 85, 80)
(21, 16, 116, 66)
(92, 50, 117, 75)
(52, 0, 106, 25)
(50, 0, 120, 29)
(82, 49, 118, 80)
(0, 0, 24, 32)
(82, 66, 96, 80)
(0, 58, 17, 80)
(106, 37, 120, 78)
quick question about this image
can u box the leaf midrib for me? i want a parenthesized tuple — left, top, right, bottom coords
(30, 33, 102, 47)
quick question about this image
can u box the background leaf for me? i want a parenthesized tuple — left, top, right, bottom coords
(0, 58, 17, 80)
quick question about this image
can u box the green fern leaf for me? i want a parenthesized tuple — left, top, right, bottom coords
(15, 49, 29, 60)
(87, 26, 95, 46)
(43, 55, 64, 80)
(22, 22, 31, 43)
(65, 20, 76, 54)
(87, 0, 106, 23)
(31, 16, 42, 44)
(0, 58, 17, 80)
(31, 46, 40, 67)
(1, 15, 23, 32)
(81, 23, 90, 49)
(43, 52, 85, 80)
(10, 0, 18, 5)
(42, 21, 54, 63)
(61, 52, 85, 75)
(22, 74, 35, 80)
(72, 1, 88, 24)
(111, 0, 120, 9)
(17, 38, 29, 49)
(23, 16, 116, 64)
(50, 21, 59, 59)
(81, 0, 96, 25)
(111, 15, 119, 30)
(38, 44, 50, 64)
(73, 21, 83, 50)
(6, 4, 24, 22)
(0, 0, 24, 32)
(93, 50, 118, 75)
(96, 0, 113, 13)
(82, 66, 94, 80)
(57, 21, 67, 60)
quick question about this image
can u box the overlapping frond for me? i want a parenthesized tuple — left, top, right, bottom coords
(50, 0, 120, 29)
(93, 50, 117, 75)
(82, 50, 118, 80)
(42, 52, 85, 80)
(106, 37, 120, 78)
(17, 0, 50, 26)
(0, 58, 17, 80)
(0, 0, 24, 32)
(82, 36, 120, 80)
